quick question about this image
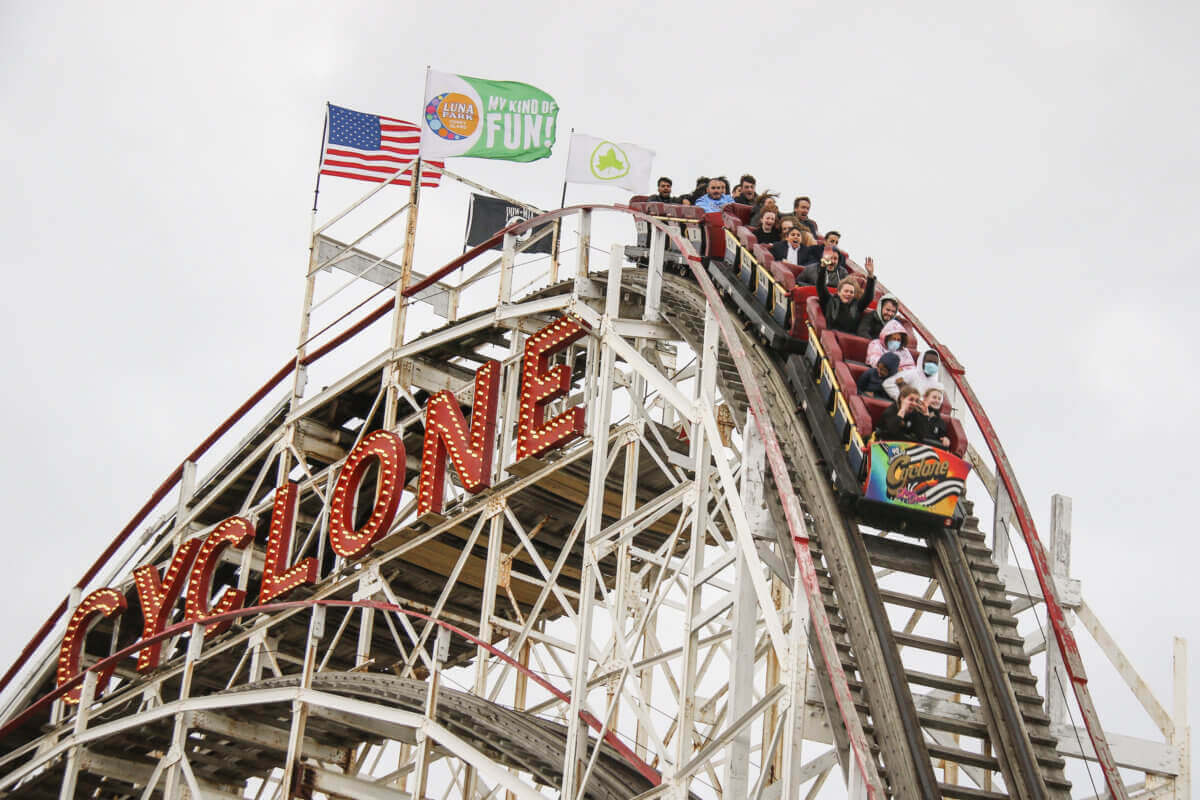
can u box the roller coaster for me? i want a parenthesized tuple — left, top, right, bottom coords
(0, 179, 1189, 799)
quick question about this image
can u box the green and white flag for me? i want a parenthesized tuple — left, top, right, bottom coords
(420, 70, 559, 162)
(565, 133, 655, 193)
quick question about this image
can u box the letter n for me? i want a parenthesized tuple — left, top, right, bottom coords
(56, 588, 126, 704)
(516, 316, 589, 460)
(418, 360, 500, 515)
(133, 538, 201, 671)
(259, 482, 318, 604)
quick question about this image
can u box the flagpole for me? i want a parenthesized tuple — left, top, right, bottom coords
(312, 105, 329, 214)
(383, 156, 422, 429)
(384, 68, 431, 428)
(550, 127, 574, 282)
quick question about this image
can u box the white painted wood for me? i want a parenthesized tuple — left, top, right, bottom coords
(1077, 599, 1172, 736)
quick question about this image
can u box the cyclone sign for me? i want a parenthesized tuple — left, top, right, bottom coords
(863, 441, 970, 517)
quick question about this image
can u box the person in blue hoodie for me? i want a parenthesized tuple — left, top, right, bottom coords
(856, 351, 900, 400)
(693, 178, 734, 212)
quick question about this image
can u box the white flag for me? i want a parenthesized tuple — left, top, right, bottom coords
(565, 133, 654, 193)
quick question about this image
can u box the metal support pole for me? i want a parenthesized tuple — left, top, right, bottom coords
(162, 623, 204, 798)
(574, 209, 592, 281)
(781, 547, 813, 799)
(498, 232, 516, 306)
(993, 483, 1013, 565)
(414, 627, 450, 800)
(562, 246, 620, 799)
(384, 160, 422, 429)
(465, 504, 506, 800)
(1046, 494, 1073, 726)
(1174, 637, 1191, 800)
(726, 418, 764, 799)
(645, 227, 665, 323)
(280, 605, 324, 798)
(58, 670, 97, 800)
(672, 305, 719, 798)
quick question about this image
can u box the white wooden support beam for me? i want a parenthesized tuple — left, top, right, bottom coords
(781, 558, 813, 799)
(575, 209, 592, 280)
(998, 564, 1081, 608)
(307, 765, 414, 800)
(498, 232, 516, 304)
(671, 306, 719, 799)
(645, 227, 665, 322)
(563, 248, 621, 799)
(1077, 599, 1173, 737)
(992, 484, 1013, 565)
(1045, 493, 1073, 726)
(726, 418, 764, 799)
(57, 670, 97, 800)
(1172, 636, 1190, 800)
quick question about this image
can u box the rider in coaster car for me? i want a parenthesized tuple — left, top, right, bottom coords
(884, 348, 941, 400)
(877, 385, 930, 443)
(857, 351, 901, 400)
(857, 292, 900, 340)
(816, 255, 875, 334)
(866, 318, 916, 370)
(919, 385, 951, 448)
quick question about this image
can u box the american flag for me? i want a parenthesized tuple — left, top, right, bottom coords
(320, 104, 443, 187)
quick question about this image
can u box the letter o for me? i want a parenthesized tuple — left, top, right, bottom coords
(329, 430, 406, 558)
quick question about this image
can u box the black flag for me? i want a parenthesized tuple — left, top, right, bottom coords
(464, 193, 553, 254)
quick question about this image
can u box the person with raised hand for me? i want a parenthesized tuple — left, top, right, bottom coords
(816, 255, 876, 334)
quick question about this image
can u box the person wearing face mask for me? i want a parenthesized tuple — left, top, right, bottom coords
(816, 256, 876, 334)
(884, 348, 942, 401)
(866, 319, 916, 370)
(856, 293, 900, 340)
(877, 385, 930, 443)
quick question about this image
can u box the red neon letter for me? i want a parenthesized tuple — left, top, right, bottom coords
(516, 316, 588, 460)
(185, 517, 254, 636)
(259, 481, 318, 604)
(417, 360, 500, 515)
(329, 430, 405, 558)
(133, 538, 201, 672)
(56, 588, 126, 704)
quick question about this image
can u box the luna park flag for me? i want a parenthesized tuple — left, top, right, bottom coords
(320, 104, 444, 187)
(420, 71, 558, 162)
(564, 133, 654, 193)
(464, 194, 553, 255)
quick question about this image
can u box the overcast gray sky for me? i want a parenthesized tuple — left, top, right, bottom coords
(1, 0, 1197, 791)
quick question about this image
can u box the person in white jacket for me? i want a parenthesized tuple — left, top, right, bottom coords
(884, 348, 942, 400)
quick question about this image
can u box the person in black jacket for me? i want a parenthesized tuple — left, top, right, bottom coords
(877, 385, 929, 443)
(751, 210, 781, 244)
(856, 292, 900, 340)
(856, 351, 900, 400)
(920, 386, 952, 448)
(647, 177, 676, 204)
(771, 227, 823, 273)
(816, 256, 876, 334)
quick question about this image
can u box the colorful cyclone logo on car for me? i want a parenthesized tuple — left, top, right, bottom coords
(424, 92, 480, 141)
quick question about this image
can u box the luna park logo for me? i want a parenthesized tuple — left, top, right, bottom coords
(424, 92, 480, 141)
